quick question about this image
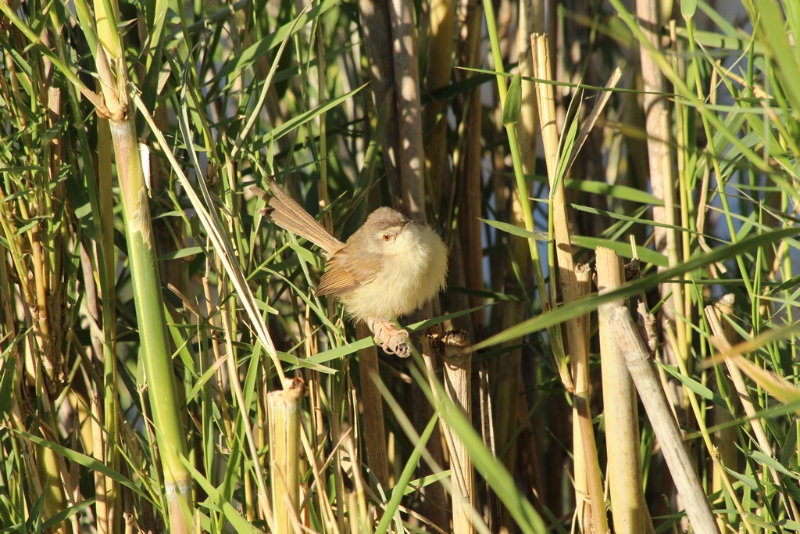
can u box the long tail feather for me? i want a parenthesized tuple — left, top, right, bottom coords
(260, 181, 343, 255)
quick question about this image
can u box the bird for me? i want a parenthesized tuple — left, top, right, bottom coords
(253, 181, 448, 357)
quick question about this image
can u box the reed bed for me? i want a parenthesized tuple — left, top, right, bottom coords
(2, 0, 800, 533)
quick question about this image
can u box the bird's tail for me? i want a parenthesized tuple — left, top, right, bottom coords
(253, 181, 343, 256)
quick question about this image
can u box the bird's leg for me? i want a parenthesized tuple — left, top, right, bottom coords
(365, 317, 411, 357)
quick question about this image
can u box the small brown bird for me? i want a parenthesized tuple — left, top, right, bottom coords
(253, 181, 448, 356)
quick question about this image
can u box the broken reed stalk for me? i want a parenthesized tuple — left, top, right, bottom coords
(356, 322, 390, 490)
(531, 32, 606, 534)
(268, 378, 305, 534)
(596, 248, 650, 534)
(571, 264, 606, 534)
(419, 328, 449, 532)
(441, 330, 475, 534)
(609, 306, 719, 534)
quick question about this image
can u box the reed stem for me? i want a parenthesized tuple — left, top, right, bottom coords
(268, 378, 305, 534)
(609, 306, 719, 534)
(596, 248, 650, 534)
(442, 330, 474, 534)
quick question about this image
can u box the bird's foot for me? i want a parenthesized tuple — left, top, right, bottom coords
(366, 318, 411, 358)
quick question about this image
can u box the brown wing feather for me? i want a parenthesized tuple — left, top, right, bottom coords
(316, 247, 382, 296)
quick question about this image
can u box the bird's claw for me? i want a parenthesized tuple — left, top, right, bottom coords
(368, 319, 411, 358)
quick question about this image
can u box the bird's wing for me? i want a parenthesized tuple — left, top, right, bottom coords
(316, 247, 382, 296)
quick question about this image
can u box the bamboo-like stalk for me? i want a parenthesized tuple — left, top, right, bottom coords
(112, 118, 193, 533)
(419, 328, 449, 532)
(572, 264, 607, 534)
(527, 33, 572, 390)
(90, 0, 196, 529)
(609, 305, 719, 534)
(357, 0, 403, 203)
(596, 248, 650, 534)
(356, 322, 390, 490)
(441, 330, 474, 534)
(268, 378, 304, 534)
(389, 0, 426, 220)
(530, 32, 606, 533)
(424, 0, 455, 207)
(456, 0, 485, 336)
(634, 0, 686, 425)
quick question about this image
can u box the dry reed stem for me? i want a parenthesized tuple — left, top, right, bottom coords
(389, 0, 426, 221)
(357, 0, 403, 203)
(424, 0, 456, 205)
(356, 322, 390, 490)
(705, 299, 799, 522)
(609, 306, 719, 534)
(572, 264, 607, 534)
(704, 299, 738, 534)
(268, 378, 305, 534)
(343, 426, 369, 530)
(441, 330, 475, 534)
(419, 328, 450, 531)
(532, 32, 606, 532)
(91, 394, 109, 534)
(531, 33, 579, 392)
(634, 0, 686, 428)
(456, 0, 485, 334)
(596, 248, 650, 534)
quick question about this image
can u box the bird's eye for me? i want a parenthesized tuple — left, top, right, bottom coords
(382, 234, 391, 241)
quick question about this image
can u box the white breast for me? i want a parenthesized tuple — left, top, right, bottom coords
(341, 224, 448, 321)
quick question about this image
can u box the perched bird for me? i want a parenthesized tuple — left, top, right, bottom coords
(253, 181, 448, 357)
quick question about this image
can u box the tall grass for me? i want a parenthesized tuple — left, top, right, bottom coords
(1, 0, 800, 533)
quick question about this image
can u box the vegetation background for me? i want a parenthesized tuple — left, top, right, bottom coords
(1, 0, 800, 532)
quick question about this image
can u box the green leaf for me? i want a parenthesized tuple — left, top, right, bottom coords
(252, 84, 367, 150)
(158, 246, 203, 260)
(502, 73, 522, 125)
(473, 227, 799, 350)
(657, 362, 726, 407)
(302, 305, 490, 366)
(563, 179, 664, 205)
(756, 0, 800, 112)
(751, 451, 800, 480)
(41, 499, 95, 531)
(570, 204, 707, 237)
(481, 218, 548, 241)
(374, 414, 439, 534)
(0, 355, 17, 421)
(207, 0, 339, 87)
(571, 235, 669, 267)
(13, 431, 146, 497)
